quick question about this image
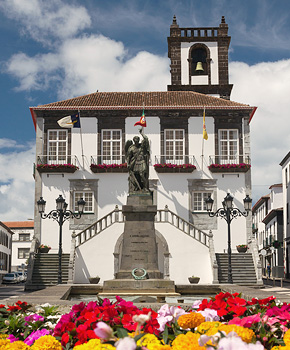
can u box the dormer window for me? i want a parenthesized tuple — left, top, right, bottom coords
(191, 47, 207, 76)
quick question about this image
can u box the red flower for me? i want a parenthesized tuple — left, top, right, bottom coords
(61, 333, 70, 346)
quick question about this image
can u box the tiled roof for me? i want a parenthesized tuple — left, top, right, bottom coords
(3, 221, 34, 229)
(32, 91, 253, 110)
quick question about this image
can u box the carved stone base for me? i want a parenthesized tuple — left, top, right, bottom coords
(102, 279, 176, 294)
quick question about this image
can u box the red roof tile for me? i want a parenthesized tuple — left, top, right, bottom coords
(3, 221, 34, 229)
(32, 91, 253, 110)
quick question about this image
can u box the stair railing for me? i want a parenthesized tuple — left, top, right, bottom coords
(248, 236, 263, 284)
(208, 230, 219, 283)
(155, 206, 210, 247)
(69, 204, 213, 282)
(26, 236, 40, 286)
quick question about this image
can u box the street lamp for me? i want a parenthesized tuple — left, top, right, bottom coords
(37, 194, 85, 284)
(205, 192, 252, 284)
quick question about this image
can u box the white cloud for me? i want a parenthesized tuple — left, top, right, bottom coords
(0, 0, 91, 46)
(230, 60, 290, 202)
(5, 34, 170, 98)
(0, 141, 35, 221)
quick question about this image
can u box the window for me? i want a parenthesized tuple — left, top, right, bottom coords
(19, 234, 30, 242)
(18, 248, 30, 259)
(164, 129, 184, 163)
(47, 130, 68, 164)
(192, 192, 212, 212)
(74, 191, 93, 213)
(101, 130, 122, 164)
(218, 129, 238, 164)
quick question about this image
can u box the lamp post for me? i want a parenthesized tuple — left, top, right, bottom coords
(37, 194, 85, 284)
(205, 193, 252, 284)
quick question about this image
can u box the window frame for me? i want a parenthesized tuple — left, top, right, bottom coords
(74, 191, 94, 214)
(19, 233, 30, 242)
(218, 129, 239, 164)
(192, 191, 213, 212)
(47, 129, 68, 164)
(164, 129, 185, 164)
(18, 248, 30, 259)
(101, 129, 122, 164)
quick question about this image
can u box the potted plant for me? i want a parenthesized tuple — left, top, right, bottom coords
(89, 276, 100, 284)
(39, 244, 51, 253)
(188, 276, 200, 284)
(236, 244, 248, 253)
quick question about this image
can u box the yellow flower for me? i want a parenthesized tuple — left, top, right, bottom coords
(172, 331, 205, 350)
(284, 329, 290, 346)
(149, 345, 171, 350)
(196, 321, 221, 335)
(31, 335, 62, 350)
(137, 334, 161, 348)
(73, 339, 115, 350)
(0, 338, 10, 347)
(3, 341, 30, 349)
(177, 312, 205, 329)
(271, 347, 290, 350)
(218, 324, 255, 343)
(0, 335, 9, 340)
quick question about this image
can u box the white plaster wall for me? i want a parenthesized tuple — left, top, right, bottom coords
(72, 117, 98, 171)
(74, 223, 124, 283)
(12, 241, 32, 269)
(181, 42, 218, 85)
(73, 221, 212, 284)
(155, 222, 212, 284)
(270, 187, 283, 210)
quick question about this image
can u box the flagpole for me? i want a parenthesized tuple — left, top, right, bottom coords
(78, 109, 85, 168)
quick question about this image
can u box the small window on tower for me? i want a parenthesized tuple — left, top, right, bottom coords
(191, 48, 207, 76)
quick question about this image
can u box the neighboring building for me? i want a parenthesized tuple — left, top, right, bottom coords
(0, 222, 13, 281)
(252, 184, 283, 278)
(3, 221, 34, 272)
(280, 152, 290, 278)
(29, 17, 257, 285)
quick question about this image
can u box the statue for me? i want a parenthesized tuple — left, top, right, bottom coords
(125, 129, 150, 193)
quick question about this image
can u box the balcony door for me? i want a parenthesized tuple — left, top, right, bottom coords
(218, 129, 238, 164)
(47, 130, 68, 164)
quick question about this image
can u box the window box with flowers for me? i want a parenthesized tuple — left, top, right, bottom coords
(37, 164, 79, 173)
(208, 163, 251, 173)
(154, 164, 196, 173)
(38, 244, 51, 253)
(90, 163, 128, 173)
(236, 244, 248, 253)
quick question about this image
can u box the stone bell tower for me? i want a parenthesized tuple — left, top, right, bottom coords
(167, 15, 233, 100)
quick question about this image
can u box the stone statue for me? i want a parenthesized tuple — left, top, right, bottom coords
(125, 129, 150, 193)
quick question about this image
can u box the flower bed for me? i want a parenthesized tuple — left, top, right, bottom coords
(37, 164, 79, 173)
(90, 164, 128, 173)
(1, 293, 289, 349)
(209, 163, 251, 173)
(154, 164, 196, 173)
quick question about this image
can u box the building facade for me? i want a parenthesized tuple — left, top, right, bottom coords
(0, 222, 13, 281)
(280, 152, 290, 278)
(3, 221, 34, 272)
(29, 17, 257, 285)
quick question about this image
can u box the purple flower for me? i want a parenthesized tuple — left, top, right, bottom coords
(24, 329, 51, 346)
(8, 334, 19, 343)
(25, 314, 45, 324)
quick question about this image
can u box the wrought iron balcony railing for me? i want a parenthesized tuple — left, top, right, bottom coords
(154, 155, 196, 165)
(209, 155, 251, 165)
(91, 155, 126, 165)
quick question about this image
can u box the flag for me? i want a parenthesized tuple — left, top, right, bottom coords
(57, 113, 81, 128)
(134, 109, 147, 127)
(203, 108, 208, 140)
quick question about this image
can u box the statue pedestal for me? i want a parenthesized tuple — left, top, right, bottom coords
(103, 193, 175, 294)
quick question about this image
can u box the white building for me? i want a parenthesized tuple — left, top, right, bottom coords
(28, 17, 258, 286)
(3, 221, 34, 272)
(0, 222, 13, 281)
(252, 184, 283, 277)
(280, 152, 290, 278)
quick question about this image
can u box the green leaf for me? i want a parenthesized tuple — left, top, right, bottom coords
(134, 333, 145, 342)
(116, 327, 128, 339)
(163, 324, 169, 344)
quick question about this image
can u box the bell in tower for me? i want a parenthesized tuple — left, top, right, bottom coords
(167, 15, 233, 100)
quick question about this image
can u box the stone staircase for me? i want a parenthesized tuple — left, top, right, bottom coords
(216, 253, 257, 285)
(27, 253, 70, 289)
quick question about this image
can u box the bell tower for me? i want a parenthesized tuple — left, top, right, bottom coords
(167, 16, 233, 100)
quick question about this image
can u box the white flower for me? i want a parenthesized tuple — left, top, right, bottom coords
(115, 337, 136, 350)
(132, 312, 151, 325)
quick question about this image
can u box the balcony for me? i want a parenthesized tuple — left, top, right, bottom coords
(90, 155, 128, 173)
(154, 156, 196, 173)
(208, 155, 251, 173)
(36, 155, 79, 173)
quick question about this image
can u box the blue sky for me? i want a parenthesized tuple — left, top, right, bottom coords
(1, 0, 290, 220)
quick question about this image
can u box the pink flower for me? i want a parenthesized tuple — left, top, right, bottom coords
(94, 321, 114, 340)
